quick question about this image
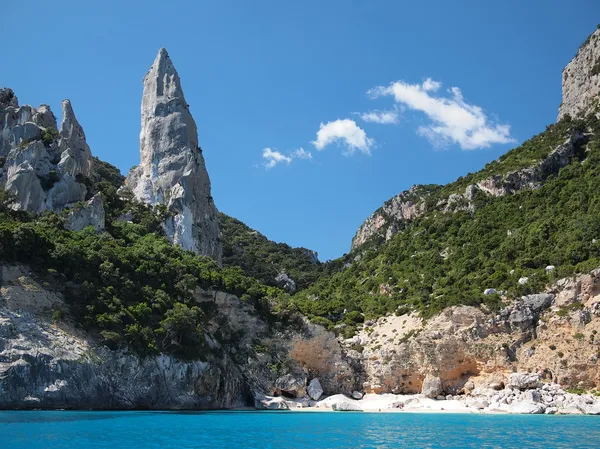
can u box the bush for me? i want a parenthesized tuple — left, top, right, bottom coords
(41, 127, 58, 146)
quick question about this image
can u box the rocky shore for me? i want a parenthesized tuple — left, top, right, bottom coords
(258, 372, 600, 415)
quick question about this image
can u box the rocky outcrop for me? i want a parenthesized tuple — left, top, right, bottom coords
(351, 185, 435, 250)
(124, 49, 221, 264)
(558, 27, 600, 120)
(275, 271, 297, 293)
(65, 193, 105, 232)
(474, 132, 584, 197)
(0, 91, 93, 213)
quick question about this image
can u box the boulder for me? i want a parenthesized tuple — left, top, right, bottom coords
(518, 277, 529, 285)
(483, 288, 497, 295)
(351, 390, 364, 400)
(522, 294, 554, 313)
(274, 374, 306, 398)
(508, 373, 542, 390)
(508, 401, 546, 414)
(421, 375, 443, 398)
(307, 378, 323, 401)
(332, 401, 362, 411)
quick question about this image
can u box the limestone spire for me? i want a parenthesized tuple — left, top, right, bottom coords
(126, 48, 222, 264)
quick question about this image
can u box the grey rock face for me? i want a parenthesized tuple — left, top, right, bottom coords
(65, 193, 105, 232)
(307, 378, 324, 400)
(125, 49, 221, 264)
(351, 185, 433, 250)
(0, 310, 249, 410)
(522, 294, 554, 313)
(0, 93, 91, 213)
(558, 28, 600, 120)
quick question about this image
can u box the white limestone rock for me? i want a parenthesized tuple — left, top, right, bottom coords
(332, 401, 363, 411)
(125, 48, 221, 264)
(508, 401, 546, 414)
(558, 28, 600, 120)
(0, 95, 91, 213)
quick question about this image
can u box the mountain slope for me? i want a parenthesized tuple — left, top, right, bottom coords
(295, 114, 600, 329)
(220, 213, 323, 291)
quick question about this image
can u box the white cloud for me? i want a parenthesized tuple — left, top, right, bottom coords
(261, 147, 313, 169)
(312, 119, 374, 155)
(368, 78, 514, 150)
(262, 148, 292, 169)
(291, 147, 313, 159)
(359, 108, 399, 124)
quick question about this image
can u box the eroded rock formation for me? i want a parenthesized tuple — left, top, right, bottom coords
(0, 90, 96, 214)
(125, 49, 221, 264)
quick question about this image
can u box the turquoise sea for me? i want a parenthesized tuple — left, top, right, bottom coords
(1, 411, 598, 448)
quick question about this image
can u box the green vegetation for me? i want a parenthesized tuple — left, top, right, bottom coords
(0, 168, 284, 359)
(291, 115, 600, 323)
(220, 212, 324, 290)
(41, 126, 58, 147)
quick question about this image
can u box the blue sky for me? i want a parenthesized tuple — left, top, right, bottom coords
(4, 1, 600, 260)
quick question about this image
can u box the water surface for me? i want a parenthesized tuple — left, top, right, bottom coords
(1, 410, 598, 448)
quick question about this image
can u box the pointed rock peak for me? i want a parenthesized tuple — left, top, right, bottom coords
(59, 99, 86, 140)
(144, 48, 186, 105)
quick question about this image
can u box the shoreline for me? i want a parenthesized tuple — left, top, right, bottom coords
(257, 387, 600, 416)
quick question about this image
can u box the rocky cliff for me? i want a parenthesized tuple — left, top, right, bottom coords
(348, 268, 600, 396)
(0, 91, 95, 214)
(0, 264, 358, 409)
(558, 27, 600, 120)
(125, 49, 221, 264)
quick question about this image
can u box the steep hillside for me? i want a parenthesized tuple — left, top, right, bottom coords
(295, 114, 600, 331)
(220, 212, 323, 291)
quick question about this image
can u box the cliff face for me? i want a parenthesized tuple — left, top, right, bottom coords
(0, 264, 359, 409)
(558, 27, 600, 120)
(345, 268, 600, 395)
(0, 90, 96, 215)
(125, 49, 221, 264)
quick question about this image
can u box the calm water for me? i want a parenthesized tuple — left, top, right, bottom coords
(1, 411, 599, 448)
